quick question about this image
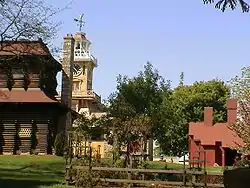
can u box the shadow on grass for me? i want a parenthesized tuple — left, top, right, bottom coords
(0, 164, 65, 188)
(0, 167, 64, 176)
(0, 156, 66, 188)
(0, 179, 59, 188)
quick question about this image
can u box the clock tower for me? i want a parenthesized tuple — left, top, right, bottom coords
(59, 15, 106, 158)
(71, 32, 102, 116)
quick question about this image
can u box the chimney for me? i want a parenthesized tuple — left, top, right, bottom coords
(227, 99, 237, 125)
(61, 34, 74, 107)
(61, 34, 74, 143)
(204, 107, 213, 126)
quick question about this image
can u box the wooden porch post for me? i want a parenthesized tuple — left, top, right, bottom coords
(221, 147, 225, 166)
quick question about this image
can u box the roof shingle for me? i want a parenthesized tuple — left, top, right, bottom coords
(0, 89, 58, 103)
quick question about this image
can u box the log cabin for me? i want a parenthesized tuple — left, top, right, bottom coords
(0, 40, 76, 155)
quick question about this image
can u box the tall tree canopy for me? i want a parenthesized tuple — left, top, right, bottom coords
(105, 63, 230, 157)
(156, 79, 230, 156)
(105, 62, 171, 161)
(228, 67, 250, 154)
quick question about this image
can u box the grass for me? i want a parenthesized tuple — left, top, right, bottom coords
(0, 155, 69, 188)
(0, 155, 227, 188)
(148, 161, 228, 173)
(148, 161, 184, 169)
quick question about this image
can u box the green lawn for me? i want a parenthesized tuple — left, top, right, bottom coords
(0, 155, 70, 188)
(148, 161, 227, 173)
(0, 155, 226, 188)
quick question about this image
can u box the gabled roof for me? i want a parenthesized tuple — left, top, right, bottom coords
(0, 40, 61, 70)
(0, 88, 79, 119)
(188, 98, 243, 148)
(189, 122, 243, 148)
(0, 40, 51, 56)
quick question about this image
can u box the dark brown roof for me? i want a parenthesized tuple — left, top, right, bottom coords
(0, 40, 51, 56)
(0, 89, 58, 103)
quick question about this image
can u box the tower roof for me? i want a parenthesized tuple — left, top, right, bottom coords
(73, 32, 90, 43)
(72, 32, 97, 66)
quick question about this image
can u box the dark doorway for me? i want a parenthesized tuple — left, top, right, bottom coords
(215, 142, 222, 166)
(224, 148, 237, 166)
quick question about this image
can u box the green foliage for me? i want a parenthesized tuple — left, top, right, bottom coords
(153, 145, 164, 157)
(172, 79, 230, 123)
(228, 67, 250, 154)
(109, 62, 170, 118)
(179, 72, 184, 86)
(74, 168, 101, 188)
(54, 132, 65, 156)
(104, 62, 170, 161)
(230, 67, 250, 99)
(106, 62, 230, 157)
(156, 79, 230, 156)
(71, 114, 105, 141)
(70, 157, 127, 187)
(237, 158, 250, 168)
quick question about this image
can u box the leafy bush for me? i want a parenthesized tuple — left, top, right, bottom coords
(75, 168, 101, 188)
(54, 132, 65, 156)
(69, 157, 127, 187)
(237, 159, 250, 168)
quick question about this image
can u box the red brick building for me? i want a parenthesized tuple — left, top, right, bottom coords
(188, 99, 243, 167)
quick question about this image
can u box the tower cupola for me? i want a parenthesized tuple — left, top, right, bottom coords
(73, 32, 97, 67)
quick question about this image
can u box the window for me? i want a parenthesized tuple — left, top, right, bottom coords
(75, 42, 80, 49)
(12, 68, 23, 79)
(73, 82, 80, 91)
(81, 41, 86, 49)
(74, 40, 89, 58)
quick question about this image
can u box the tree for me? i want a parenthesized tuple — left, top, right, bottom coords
(105, 62, 171, 162)
(0, 0, 69, 49)
(179, 72, 184, 86)
(156, 79, 230, 156)
(228, 67, 250, 155)
(204, 0, 249, 12)
(0, 0, 71, 91)
(69, 114, 106, 157)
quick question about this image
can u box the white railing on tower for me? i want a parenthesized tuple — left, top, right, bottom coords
(57, 90, 101, 103)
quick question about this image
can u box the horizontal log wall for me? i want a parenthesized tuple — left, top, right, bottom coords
(0, 111, 52, 124)
(0, 124, 15, 154)
(0, 104, 59, 155)
(0, 123, 49, 155)
(36, 124, 48, 154)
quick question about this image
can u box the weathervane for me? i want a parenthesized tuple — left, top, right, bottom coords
(74, 14, 85, 32)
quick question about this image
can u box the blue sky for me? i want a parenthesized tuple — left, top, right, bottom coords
(51, 0, 250, 100)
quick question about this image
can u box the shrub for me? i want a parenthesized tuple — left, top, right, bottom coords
(54, 132, 65, 156)
(237, 159, 250, 168)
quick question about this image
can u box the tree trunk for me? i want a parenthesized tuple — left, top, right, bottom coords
(148, 137, 154, 161)
(143, 134, 147, 161)
(112, 130, 120, 165)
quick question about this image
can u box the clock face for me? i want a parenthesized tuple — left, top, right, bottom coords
(73, 63, 83, 77)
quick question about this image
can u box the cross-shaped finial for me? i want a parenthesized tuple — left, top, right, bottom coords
(74, 14, 85, 32)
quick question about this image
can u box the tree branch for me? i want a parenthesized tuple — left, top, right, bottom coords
(204, 0, 249, 12)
